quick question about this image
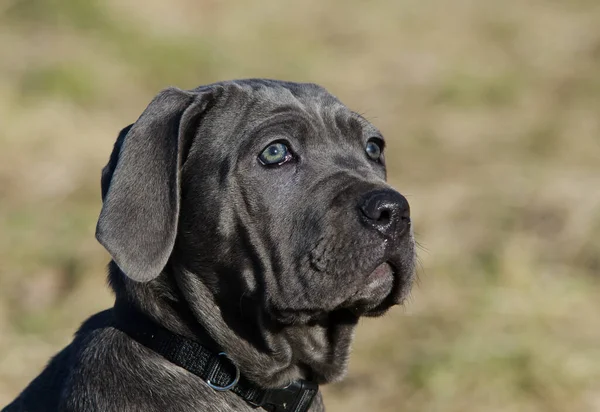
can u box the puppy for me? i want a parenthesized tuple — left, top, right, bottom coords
(4, 79, 415, 412)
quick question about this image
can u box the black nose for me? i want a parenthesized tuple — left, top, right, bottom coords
(359, 189, 411, 237)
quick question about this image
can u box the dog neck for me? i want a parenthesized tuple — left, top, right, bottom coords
(108, 262, 358, 389)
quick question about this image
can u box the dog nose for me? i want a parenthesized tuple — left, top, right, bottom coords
(359, 189, 410, 237)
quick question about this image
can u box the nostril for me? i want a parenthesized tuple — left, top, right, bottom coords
(378, 209, 391, 225)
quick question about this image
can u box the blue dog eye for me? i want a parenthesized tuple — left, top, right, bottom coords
(258, 142, 292, 165)
(365, 139, 383, 161)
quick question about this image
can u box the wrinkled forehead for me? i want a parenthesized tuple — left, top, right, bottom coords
(206, 80, 381, 140)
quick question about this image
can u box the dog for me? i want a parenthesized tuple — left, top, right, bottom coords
(3, 79, 415, 412)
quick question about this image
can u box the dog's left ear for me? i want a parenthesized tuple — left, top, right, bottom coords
(96, 87, 213, 282)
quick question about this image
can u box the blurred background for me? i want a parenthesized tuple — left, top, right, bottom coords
(1, 0, 599, 411)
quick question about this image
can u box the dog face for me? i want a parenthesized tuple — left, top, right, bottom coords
(98, 79, 415, 327)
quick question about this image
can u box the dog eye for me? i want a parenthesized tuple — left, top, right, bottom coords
(258, 142, 293, 166)
(365, 138, 383, 161)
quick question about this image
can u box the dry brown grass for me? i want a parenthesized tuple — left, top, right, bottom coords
(1, 0, 600, 410)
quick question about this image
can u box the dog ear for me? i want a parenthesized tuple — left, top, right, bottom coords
(96, 87, 210, 282)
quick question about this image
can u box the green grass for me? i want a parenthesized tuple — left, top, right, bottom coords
(1, 0, 599, 410)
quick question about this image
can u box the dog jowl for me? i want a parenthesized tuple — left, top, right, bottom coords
(4, 79, 415, 412)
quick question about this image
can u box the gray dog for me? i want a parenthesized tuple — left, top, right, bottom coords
(3, 79, 415, 412)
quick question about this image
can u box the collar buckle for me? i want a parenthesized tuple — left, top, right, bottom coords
(205, 352, 240, 392)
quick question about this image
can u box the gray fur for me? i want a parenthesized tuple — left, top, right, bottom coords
(3, 79, 415, 412)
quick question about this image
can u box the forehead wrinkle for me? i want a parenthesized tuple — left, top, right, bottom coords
(349, 111, 383, 139)
(325, 106, 367, 148)
(251, 84, 312, 113)
(268, 88, 339, 138)
(237, 111, 314, 157)
(215, 88, 290, 149)
(234, 86, 316, 139)
(230, 81, 351, 146)
(268, 104, 307, 116)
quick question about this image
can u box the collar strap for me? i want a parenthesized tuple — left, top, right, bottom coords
(113, 301, 318, 412)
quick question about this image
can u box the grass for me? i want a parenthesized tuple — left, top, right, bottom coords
(1, 0, 599, 410)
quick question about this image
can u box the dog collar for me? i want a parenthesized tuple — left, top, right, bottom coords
(113, 301, 318, 412)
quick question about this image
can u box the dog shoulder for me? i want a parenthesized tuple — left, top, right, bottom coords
(2, 310, 114, 412)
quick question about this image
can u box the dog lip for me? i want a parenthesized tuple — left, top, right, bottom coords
(365, 261, 395, 290)
(368, 262, 394, 281)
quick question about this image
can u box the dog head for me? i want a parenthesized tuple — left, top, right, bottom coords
(97, 79, 415, 383)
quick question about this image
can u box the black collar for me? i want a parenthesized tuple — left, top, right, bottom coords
(113, 301, 318, 412)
